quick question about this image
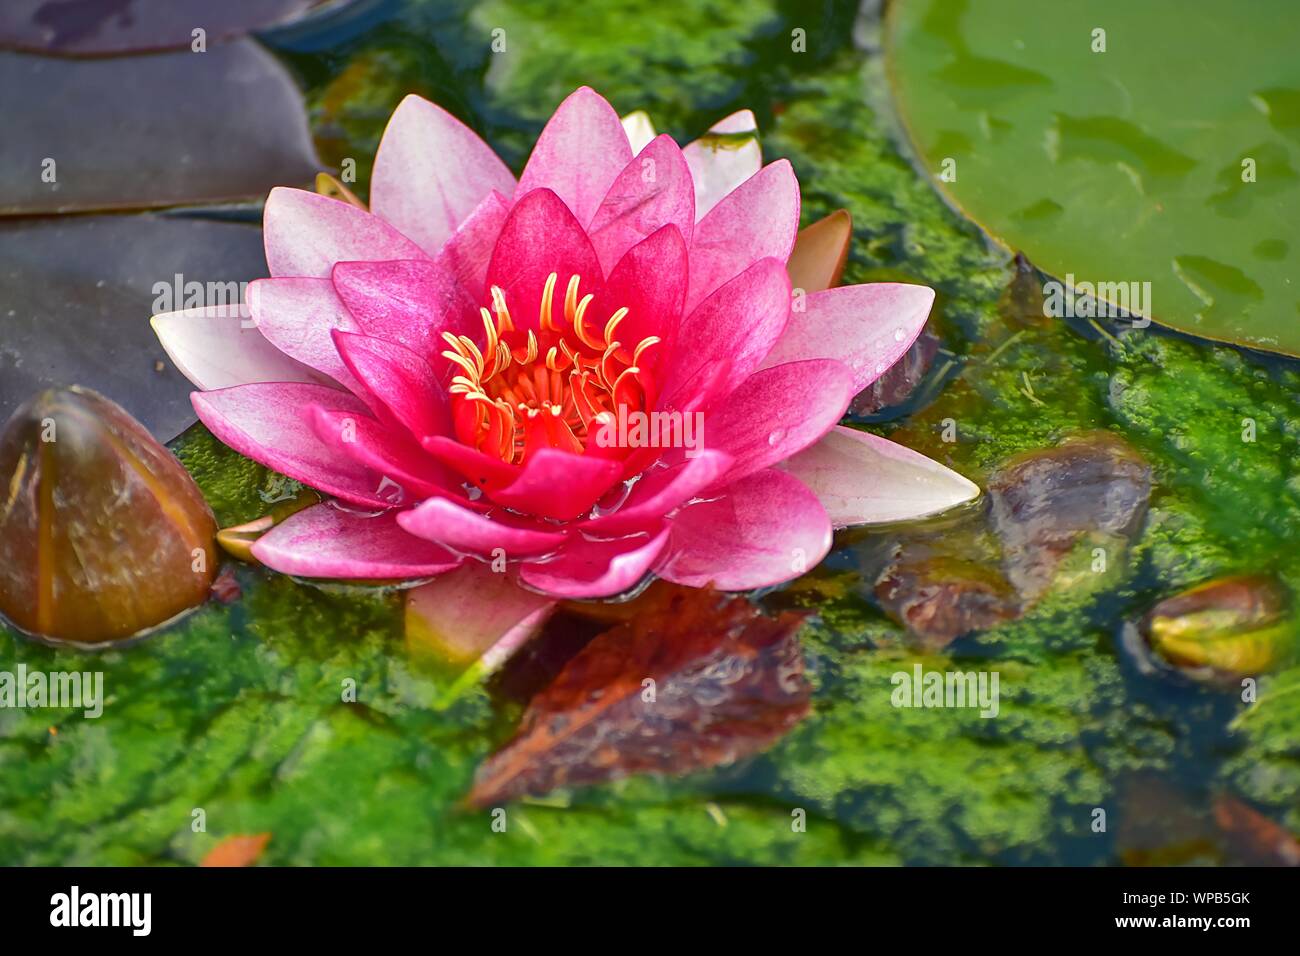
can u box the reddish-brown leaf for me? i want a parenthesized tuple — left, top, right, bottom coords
(468, 588, 811, 806)
(200, 833, 271, 868)
(1214, 797, 1300, 866)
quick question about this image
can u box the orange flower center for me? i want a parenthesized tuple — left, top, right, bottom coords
(443, 272, 661, 465)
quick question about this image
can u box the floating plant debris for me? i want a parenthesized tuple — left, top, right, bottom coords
(200, 833, 273, 868)
(468, 588, 810, 806)
(0, 386, 217, 644)
(216, 485, 321, 563)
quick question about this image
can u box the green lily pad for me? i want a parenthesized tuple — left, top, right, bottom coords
(885, 0, 1300, 356)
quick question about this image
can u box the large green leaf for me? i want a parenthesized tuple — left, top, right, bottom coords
(886, 0, 1300, 355)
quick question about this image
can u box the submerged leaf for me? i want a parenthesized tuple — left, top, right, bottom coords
(988, 431, 1151, 600)
(468, 588, 811, 806)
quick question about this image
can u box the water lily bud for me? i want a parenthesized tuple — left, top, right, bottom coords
(1142, 575, 1294, 680)
(0, 387, 217, 644)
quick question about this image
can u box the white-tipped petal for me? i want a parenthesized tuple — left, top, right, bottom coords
(151, 306, 324, 391)
(782, 425, 979, 528)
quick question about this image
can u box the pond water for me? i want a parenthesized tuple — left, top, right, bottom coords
(1, 0, 1297, 866)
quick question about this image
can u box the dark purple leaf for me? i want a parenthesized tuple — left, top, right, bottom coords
(0, 212, 268, 438)
(0, 1, 331, 56)
(0, 39, 320, 215)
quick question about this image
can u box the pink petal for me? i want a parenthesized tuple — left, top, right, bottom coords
(659, 468, 831, 590)
(488, 448, 622, 521)
(580, 450, 733, 535)
(251, 503, 461, 579)
(658, 256, 791, 413)
(332, 330, 450, 440)
(310, 405, 451, 501)
(781, 425, 979, 527)
(762, 283, 936, 392)
(398, 497, 568, 558)
(683, 109, 762, 222)
(516, 86, 634, 226)
(263, 186, 427, 278)
(331, 258, 479, 358)
(588, 224, 688, 371)
(705, 359, 855, 482)
(421, 434, 521, 494)
(485, 188, 603, 331)
(247, 277, 360, 386)
(193, 383, 397, 508)
(520, 525, 671, 599)
(587, 134, 694, 275)
(405, 563, 555, 670)
(151, 305, 325, 391)
(370, 94, 516, 257)
(435, 189, 511, 301)
(685, 159, 799, 314)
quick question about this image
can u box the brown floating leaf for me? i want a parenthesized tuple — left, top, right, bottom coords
(787, 208, 852, 294)
(0, 39, 319, 215)
(1214, 796, 1300, 866)
(467, 588, 811, 806)
(200, 833, 272, 868)
(0, 1, 333, 55)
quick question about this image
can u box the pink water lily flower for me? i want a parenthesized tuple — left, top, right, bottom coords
(153, 87, 976, 640)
